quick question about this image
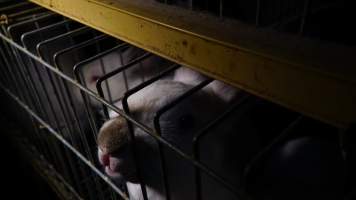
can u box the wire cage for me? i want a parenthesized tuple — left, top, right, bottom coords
(0, 1, 355, 200)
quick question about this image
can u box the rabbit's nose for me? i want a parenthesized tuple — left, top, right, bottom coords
(98, 148, 110, 166)
(102, 153, 110, 166)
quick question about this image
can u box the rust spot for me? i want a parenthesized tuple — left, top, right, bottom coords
(182, 40, 188, 47)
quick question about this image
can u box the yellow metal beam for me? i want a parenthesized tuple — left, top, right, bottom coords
(28, 0, 356, 128)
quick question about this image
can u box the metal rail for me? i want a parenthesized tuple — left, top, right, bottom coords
(28, 0, 356, 128)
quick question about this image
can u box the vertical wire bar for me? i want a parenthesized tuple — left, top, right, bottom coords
(94, 42, 114, 104)
(121, 65, 180, 200)
(75, 65, 108, 200)
(95, 51, 160, 199)
(118, 51, 130, 93)
(153, 121, 172, 200)
(122, 101, 148, 200)
(299, 0, 310, 35)
(153, 79, 213, 200)
(73, 40, 113, 199)
(121, 64, 180, 200)
(138, 61, 145, 83)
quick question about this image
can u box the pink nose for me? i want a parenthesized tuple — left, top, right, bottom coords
(102, 153, 110, 166)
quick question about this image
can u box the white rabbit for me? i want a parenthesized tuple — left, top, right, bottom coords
(97, 77, 260, 200)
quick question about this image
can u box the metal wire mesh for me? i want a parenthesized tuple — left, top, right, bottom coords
(0, 1, 352, 200)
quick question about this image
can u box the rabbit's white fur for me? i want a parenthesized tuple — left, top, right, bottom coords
(97, 74, 258, 200)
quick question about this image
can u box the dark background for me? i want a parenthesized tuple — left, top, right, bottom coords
(0, 90, 59, 200)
